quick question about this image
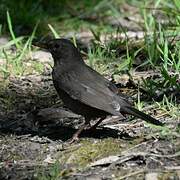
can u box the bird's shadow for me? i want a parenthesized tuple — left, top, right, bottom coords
(0, 119, 128, 142)
(0, 108, 133, 142)
(38, 126, 122, 141)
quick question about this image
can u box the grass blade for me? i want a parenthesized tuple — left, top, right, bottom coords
(48, 24, 60, 38)
(6, 11, 20, 48)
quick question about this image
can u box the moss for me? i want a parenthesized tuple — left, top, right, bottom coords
(59, 138, 128, 167)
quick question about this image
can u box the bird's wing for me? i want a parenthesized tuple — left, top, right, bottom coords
(53, 65, 129, 116)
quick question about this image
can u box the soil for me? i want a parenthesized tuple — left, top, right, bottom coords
(0, 39, 179, 179)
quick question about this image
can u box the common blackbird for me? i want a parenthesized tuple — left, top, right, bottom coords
(36, 38, 163, 142)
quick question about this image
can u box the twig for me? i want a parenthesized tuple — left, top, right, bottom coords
(164, 166, 180, 170)
(121, 141, 148, 154)
(117, 170, 144, 180)
(121, 151, 180, 158)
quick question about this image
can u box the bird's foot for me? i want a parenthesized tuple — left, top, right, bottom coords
(66, 135, 80, 144)
(87, 117, 105, 131)
(84, 122, 91, 130)
(66, 122, 89, 144)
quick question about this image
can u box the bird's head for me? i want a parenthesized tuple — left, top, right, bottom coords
(33, 38, 83, 64)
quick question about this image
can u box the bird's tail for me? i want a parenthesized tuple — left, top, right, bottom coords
(122, 106, 164, 126)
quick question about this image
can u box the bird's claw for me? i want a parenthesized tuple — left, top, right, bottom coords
(66, 135, 80, 144)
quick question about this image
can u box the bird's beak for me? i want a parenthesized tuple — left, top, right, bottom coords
(32, 39, 49, 50)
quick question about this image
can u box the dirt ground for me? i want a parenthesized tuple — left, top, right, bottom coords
(0, 61, 179, 179)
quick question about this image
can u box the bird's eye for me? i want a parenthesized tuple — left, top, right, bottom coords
(54, 44, 59, 49)
(51, 43, 60, 52)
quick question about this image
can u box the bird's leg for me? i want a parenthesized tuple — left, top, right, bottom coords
(68, 121, 89, 143)
(84, 121, 91, 130)
(88, 116, 106, 131)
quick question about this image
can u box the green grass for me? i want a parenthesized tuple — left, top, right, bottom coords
(0, 11, 41, 78)
(0, 0, 114, 36)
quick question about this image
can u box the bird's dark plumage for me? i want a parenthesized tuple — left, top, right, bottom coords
(36, 38, 163, 142)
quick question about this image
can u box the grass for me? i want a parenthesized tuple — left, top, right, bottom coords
(36, 161, 67, 180)
(0, 11, 43, 78)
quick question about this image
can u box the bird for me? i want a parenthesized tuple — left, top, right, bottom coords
(35, 38, 163, 142)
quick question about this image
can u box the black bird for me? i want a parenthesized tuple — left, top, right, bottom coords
(36, 38, 163, 142)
